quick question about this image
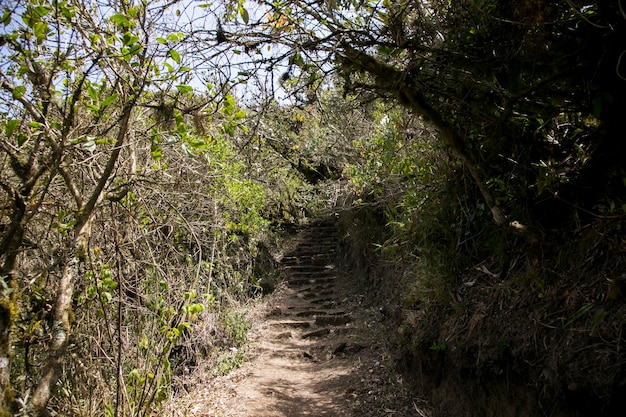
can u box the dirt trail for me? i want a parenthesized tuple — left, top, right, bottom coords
(171, 219, 424, 417)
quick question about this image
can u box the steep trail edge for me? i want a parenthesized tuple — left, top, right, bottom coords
(169, 218, 425, 417)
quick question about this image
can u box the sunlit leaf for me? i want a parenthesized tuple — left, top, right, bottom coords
(101, 93, 119, 107)
(151, 144, 162, 161)
(12, 85, 26, 99)
(169, 49, 181, 64)
(87, 84, 98, 101)
(176, 84, 193, 93)
(122, 32, 139, 46)
(1, 9, 11, 25)
(110, 13, 132, 28)
(5, 120, 20, 137)
(34, 22, 49, 42)
(223, 123, 235, 136)
(239, 6, 249, 24)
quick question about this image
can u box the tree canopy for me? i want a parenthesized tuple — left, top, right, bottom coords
(210, 0, 626, 229)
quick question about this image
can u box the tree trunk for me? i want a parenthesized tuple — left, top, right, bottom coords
(0, 302, 14, 416)
(0, 188, 26, 415)
(29, 101, 134, 414)
(29, 256, 79, 414)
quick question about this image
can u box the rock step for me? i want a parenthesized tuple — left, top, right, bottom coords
(286, 270, 336, 277)
(287, 249, 337, 257)
(281, 256, 335, 266)
(315, 314, 351, 326)
(282, 265, 335, 272)
(309, 297, 336, 305)
(294, 310, 348, 317)
(296, 229, 338, 236)
(256, 348, 317, 360)
(302, 328, 330, 339)
(300, 292, 327, 300)
(287, 277, 336, 286)
(271, 320, 312, 329)
(294, 310, 330, 317)
(290, 243, 338, 250)
(302, 326, 349, 339)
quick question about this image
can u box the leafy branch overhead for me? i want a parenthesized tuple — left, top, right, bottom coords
(207, 0, 625, 231)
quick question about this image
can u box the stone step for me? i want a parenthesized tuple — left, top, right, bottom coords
(302, 328, 331, 339)
(287, 277, 336, 287)
(282, 265, 335, 272)
(293, 309, 347, 318)
(256, 348, 312, 360)
(290, 243, 338, 250)
(281, 255, 335, 265)
(286, 270, 336, 277)
(309, 298, 336, 305)
(271, 320, 312, 329)
(287, 250, 337, 258)
(295, 310, 329, 317)
(315, 314, 351, 326)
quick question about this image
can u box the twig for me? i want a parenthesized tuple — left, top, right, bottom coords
(616, 50, 626, 81)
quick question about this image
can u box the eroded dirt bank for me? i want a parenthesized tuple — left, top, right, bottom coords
(336, 206, 626, 417)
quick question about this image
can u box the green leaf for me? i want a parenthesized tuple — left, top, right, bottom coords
(110, 13, 132, 28)
(223, 123, 235, 136)
(239, 6, 249, 24)
(1, 8, 11, 26)
(86, 104, 100, 113)
(101, 93, 119, 107)
(222, 94, 236, 116)
(34, 22, 49, 43)
(87, 84, 97, 101)
(32, 5, 52, 19)
(176, 84, 193, 93)
(151, 144, 162, 161)
(60, 4, 75, 21)
(122, 32, 139, 46)
(12, 85, 26, 99)
(156, 37, 167, 44)
(5, 119, 20, 137)
(169, 49, 181, 64)
(166, 33, 181, 42)
(290, 53, 305, 68)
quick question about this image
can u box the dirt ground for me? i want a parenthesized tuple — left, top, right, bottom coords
(164, 220, 427, 417)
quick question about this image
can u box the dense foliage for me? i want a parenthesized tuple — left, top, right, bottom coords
(211, 0, 626, 230)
